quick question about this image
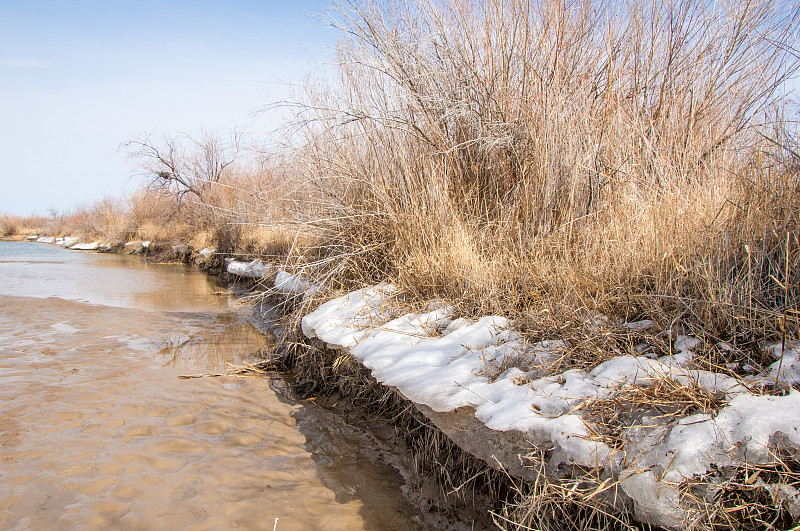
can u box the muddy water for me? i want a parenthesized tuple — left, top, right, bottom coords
(0, 242, 418, 530)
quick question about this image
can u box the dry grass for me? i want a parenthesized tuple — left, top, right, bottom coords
(579, 378, 727, 450)
(494, 425, 800, 531)
(680, 455, 800, 530)
(126, 134, 319, 261)
(293, 0, 800, 352)
(4, 135, 314, 261)
(0, 213, 47, 238)
(283, 1, 800, 528)
(493, 448, 640, 531)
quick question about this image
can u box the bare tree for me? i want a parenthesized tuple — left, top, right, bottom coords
(126, 131, 241, 203)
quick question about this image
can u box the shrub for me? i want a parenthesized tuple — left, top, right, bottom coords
(296, 0, 800, 345)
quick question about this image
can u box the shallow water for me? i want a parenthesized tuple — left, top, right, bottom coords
(0, 242, 418, 530)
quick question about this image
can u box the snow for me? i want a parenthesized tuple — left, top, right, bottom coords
(69, 242, 100, 250)
(301, 284, 398, 350)
(618, 390, 800, 526)
(225, 261, 321, 297)
(226, 259, 273, 278)
(61, 237, 79, 247)
(301, 284, 800, 528)
(763, 343, 800, 386)
(36, 236, 55, 243)
(273, 270, 321, 297)
(199, 247, 215, 258)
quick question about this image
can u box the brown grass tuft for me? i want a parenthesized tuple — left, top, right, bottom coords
(579, 378, 727, 450)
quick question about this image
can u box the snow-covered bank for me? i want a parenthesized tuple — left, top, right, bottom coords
(301, 285, 800, 528)
(69, 241, 100, 251)
(225, 260, 321, 297)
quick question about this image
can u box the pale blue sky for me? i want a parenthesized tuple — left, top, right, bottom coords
(0, 0, 336, 215)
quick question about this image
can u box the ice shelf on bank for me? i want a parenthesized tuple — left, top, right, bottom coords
(301, 284, 800, 528)
(226, 260, 321, 298)
(69, 241, 100, 251)
(226, 259, 273, 278)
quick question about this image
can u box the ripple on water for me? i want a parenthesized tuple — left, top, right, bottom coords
(0, 291, 420, 530)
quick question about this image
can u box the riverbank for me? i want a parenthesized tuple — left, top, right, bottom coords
(6, 237, 507, 528)
(4, 1, 799, 527)
(14, 235, 800, 529)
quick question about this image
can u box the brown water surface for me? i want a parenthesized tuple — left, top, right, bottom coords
(0, 242, 417, 530)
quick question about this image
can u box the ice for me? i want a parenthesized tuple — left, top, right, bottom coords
(199, 247, 215, 257)
(226, 259, 273, 278)
(36, 236, 55, 243)
(69, 241, 100, 250)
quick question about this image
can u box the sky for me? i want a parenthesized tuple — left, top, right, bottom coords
(1, 2, 798, 216)
(0, 0, 338, 216)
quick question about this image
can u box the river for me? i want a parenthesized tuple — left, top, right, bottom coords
(0, 241, 418, 530)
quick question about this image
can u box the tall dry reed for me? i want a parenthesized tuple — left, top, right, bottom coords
(295, 0, 800, 348)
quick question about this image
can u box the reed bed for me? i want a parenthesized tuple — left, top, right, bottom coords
(293, 0, 800, 352)
(283, 0, 800, 527)
(6, 0, 800, 527)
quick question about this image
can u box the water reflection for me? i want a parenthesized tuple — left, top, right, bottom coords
(0, 241, 229, 312)
(156, 320, 276, 370)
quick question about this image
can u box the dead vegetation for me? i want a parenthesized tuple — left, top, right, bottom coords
(579, 378, 728, 450)
(680, 456, 800, 530)
(284, 0, 800, 528)
(291, 0, 800, 360)
(273, 335, 512, 528)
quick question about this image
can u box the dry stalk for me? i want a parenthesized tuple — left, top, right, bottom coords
(578, 378, 727, 450)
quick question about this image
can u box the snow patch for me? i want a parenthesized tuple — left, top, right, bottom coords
(301, 284, 800, 528)
(69, 242, 100, 250)
(764, 343, 800, 386)
(273, 270, 321, 297)
(226, 259, 273, 278)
